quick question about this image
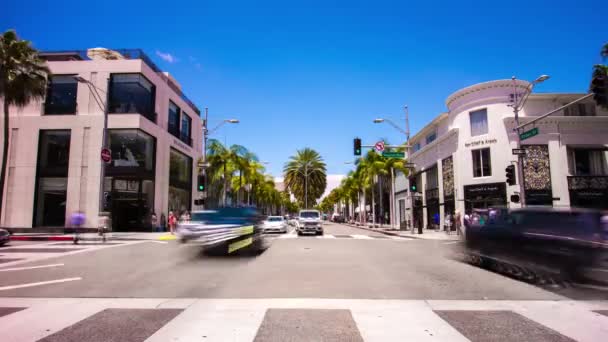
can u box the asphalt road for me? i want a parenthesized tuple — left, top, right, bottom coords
(0, 222, 568, 300)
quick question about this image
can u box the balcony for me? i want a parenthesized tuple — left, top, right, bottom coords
(567, 176, 608, 190)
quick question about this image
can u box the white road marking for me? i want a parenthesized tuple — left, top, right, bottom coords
(318, 234, 336, 239)
(0, 263, 64, 272)
(0, 277, 81, 291)
(443, 241, 462, 245)
(352, 234, 373, 239)
(147, 241, 169, 244)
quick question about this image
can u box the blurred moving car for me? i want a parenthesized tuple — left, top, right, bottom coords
(296, 209, 323, 235)
(0, 228, 10, 246)
(465, 207, 608, 282)
(331, 213, 345, 223)
(176, 207, 268, 255)
(262, 216, 288, 233)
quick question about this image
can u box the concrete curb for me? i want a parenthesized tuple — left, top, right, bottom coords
(344, 223, 460, 241)
(10, 235, 74, 241)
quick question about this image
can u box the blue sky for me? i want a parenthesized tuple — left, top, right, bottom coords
(2, 0, 606, 177)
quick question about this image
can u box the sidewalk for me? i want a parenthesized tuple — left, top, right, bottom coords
(9, 232, 177, 242)
(344, 222, 461, 241)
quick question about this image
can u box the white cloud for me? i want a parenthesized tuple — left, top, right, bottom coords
(155, 50, 177, 63)
(195, 63, 202, 71)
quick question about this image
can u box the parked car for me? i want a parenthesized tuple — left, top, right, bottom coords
(262, 216, 288, 233)
(296, 209, 323, 235)
(0, 228, 10, 246)
(465, 207, 608, 282)
(176, 207, 268, 255)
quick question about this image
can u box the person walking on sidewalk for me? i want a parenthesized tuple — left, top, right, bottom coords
(71, 210, 86, 244)
(168, 211, 177, 234)
(150, 212, 158, 232)
(159, 213, 166, 232)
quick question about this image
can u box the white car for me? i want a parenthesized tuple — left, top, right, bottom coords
(262, 216, 288, 233)
(296, 210, 323, 235)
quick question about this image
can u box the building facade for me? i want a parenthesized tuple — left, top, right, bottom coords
(399, 79, 608, 231)
(0, 49, 203, 231)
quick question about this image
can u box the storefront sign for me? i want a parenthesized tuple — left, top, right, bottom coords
(464, 138, 497, 148)
(173, 139, 191, 152)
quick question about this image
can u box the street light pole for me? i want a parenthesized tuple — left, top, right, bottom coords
(74, 76, 109, 221)
(510, 75, 549, 208)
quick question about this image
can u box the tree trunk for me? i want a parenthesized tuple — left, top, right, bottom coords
(222, 162, 227, 206)
(0, 98, 10, 224)
(379, 176, 384, 227)
(371, 179, 376, 227)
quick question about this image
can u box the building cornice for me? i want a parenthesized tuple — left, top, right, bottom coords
(446, 79, 530, 110)
(410, 127, 459, 161)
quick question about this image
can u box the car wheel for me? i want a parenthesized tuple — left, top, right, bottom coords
(297, 231, 303, 236)
(317, 231, 324, 236)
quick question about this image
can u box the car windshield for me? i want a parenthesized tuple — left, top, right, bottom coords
(267, 217, 283, 222)
(300, 212, 319, 218)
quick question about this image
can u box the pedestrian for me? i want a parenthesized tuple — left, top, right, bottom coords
(433, 212, 440, 230)
(159, 213, 166, 232)
(150, 212, 158, 232)
(168, 211, 177, 234)
(454, 210, 462, 236)
(70, 210, 86, 244)
(445, 213, 452, 234)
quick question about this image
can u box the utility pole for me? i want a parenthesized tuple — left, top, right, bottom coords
(404, 105, 414, 233)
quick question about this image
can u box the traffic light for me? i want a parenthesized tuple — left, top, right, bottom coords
(354, 138, 362, 156)
(197, 174, 206, 191)
(591, 68, 608, 108)
(410, 178, 417, 192)
(505, 165, 516, 185)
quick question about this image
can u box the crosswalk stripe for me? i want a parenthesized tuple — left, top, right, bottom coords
(318, 234, 336, 239)
(352, 234, 373, 239)
(0, 298, 606, 342)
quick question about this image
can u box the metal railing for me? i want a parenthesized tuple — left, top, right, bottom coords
(567, 176, 608, 190)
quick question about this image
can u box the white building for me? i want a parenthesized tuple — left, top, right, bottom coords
(395, 79, 608, 230)
(0, 48, 204, 231)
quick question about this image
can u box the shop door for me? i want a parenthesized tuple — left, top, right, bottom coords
(110, 179, 150, 231)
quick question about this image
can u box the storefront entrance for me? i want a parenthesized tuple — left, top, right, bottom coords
(464, 182, 507, 213)
(107, 178, 154, 231)
(425, 188, 439, 229)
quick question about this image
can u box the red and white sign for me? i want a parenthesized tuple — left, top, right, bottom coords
(374, 141, 385, 152)
(100, 148, 112, 164)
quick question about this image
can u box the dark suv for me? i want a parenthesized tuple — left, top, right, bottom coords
(465, 208, 608, 281)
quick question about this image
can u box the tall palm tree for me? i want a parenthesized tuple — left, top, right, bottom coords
(283, 148, 327, 208)
(0, 30, 50, 222)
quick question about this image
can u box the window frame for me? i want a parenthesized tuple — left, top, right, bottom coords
(426, 131, 437, 144)
(469, 108, 489, 137)
(472, 147, 492, 178)
(108, 73, 157, 122)
(44, 75, 78, 115)
(168, 100, 181, 138)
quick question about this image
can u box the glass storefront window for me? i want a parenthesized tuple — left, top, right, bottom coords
(106, 129, 155, 174)
(44, 75, 78, 115)
(169, 148, 192, 213)
(109, 73, 156, 122)
(180, 113, 192, 145)
(168, 101, 180, 137)
(34, 130, 71, 227)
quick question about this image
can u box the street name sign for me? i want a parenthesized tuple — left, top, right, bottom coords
(512, 148, 526, 156)
(382, 151, 405, 158)
(519, 127, 539, 141)
(374, 141, 385, 152)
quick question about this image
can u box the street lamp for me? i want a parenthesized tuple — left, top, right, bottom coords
(73, 76, 110, 221)
(373, 106, 412, 231)
(511, 75, 550, 207)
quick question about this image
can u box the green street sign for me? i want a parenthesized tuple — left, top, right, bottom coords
(519, 127, 539, 141)
(382, 151, 405, 158)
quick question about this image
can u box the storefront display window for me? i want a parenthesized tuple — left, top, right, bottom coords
(169, 148, 192, 213)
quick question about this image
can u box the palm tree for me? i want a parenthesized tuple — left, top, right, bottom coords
(283, 148, 327, 208)
(0, 30, 50, 222)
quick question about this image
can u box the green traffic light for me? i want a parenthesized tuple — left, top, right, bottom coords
(198, 185, 204, 191)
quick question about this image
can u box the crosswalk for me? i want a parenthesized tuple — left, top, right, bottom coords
(0, 240, 143, 268)
(0, 298, 606, 341)
(272, 231, 408, 240)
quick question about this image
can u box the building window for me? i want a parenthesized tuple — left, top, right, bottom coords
(168, 101, 181, 138)
(169, 148, 193, 213)
(109, 73, 156, 122)
(180, 113, 192, 146)
(469, 109, 488, 136)
(426, 132, 437, 144)
(570, 149, 608, 175)
(564, 103, 596, 117)
(44, 75, 77, 115)
(106, 129, 156, 174)
(33, 130, 71, 227)
(413, 143, 421, 152)
(472, 148, 491, 177)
